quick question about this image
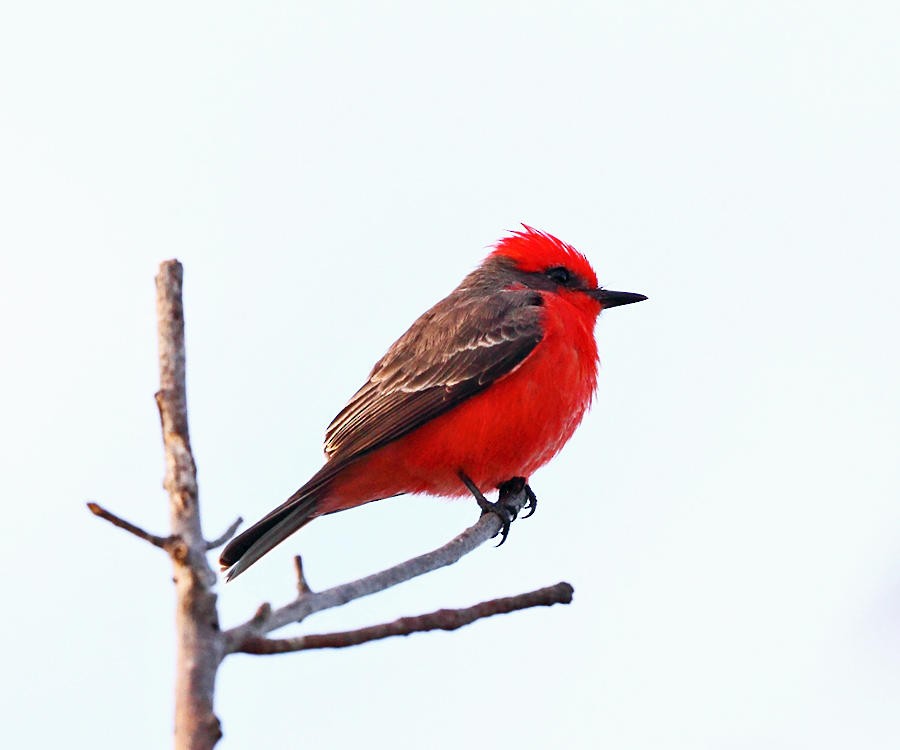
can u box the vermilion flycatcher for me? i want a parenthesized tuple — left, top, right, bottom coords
(220, 226, 646, 579)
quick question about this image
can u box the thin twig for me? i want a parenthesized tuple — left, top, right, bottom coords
(86, 502, 172, 549)
(236, 581, 574, 655)
(205, 517, 243, 550)
(249, 602, 272, 627)
(224, 488, 529, 652)
(294, 555, 312, 595)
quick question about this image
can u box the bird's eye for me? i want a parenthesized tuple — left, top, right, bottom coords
(546, 266, 571, 285)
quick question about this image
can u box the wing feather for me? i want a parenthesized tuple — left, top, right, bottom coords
(323, 289, 544, 461)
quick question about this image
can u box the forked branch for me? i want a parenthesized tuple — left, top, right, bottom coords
(224, 486, 532, 651)
(236, 581, 573, 654)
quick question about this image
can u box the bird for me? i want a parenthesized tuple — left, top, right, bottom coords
(220, 226, 646, 580)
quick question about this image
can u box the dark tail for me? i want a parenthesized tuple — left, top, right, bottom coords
(219, 479, 329, 581)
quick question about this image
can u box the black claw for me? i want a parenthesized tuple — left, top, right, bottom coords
(492, 510, 512, 547)
(522, 484, 538, 519)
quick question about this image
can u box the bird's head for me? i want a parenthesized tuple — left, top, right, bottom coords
(489, 225, 647, 313)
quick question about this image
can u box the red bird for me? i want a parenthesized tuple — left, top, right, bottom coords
(220, 227, 646, 579)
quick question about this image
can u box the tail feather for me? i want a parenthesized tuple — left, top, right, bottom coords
(219, 486, 323, 581)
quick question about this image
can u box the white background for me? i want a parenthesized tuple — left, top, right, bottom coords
(2, 2, 899, 748)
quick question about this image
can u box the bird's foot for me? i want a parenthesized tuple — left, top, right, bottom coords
(498, 476, 537, 519)
(458, 472, 537, 546)
(458, 470, 514, 545)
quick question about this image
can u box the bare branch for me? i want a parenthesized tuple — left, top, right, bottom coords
(86, 501, 172, 549)
(236, 581, 573, 655)
(156, 260, 224, 750)
(205, 517, 243, 551)
(224, 488, 529, 652)
(156, 261, 200, 540)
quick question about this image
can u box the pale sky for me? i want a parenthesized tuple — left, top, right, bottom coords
(2, 2, 899, 748)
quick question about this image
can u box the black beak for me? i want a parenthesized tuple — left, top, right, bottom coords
(588, 289, 648, 308)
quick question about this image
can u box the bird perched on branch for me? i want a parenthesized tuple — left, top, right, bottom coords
(220, 226, 646, 580)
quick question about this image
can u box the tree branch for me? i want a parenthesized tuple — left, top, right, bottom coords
(205, 517, 243, 551)
(224, 488, 531, 652)
(86, 501, 172, 549)
(155, 260, 224, 750)
(236, 581, 573, 655)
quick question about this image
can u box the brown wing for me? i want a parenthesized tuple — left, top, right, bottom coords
(323, 288, 545, 462)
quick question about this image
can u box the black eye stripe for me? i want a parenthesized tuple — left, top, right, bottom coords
(546, 266, 571, 284)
